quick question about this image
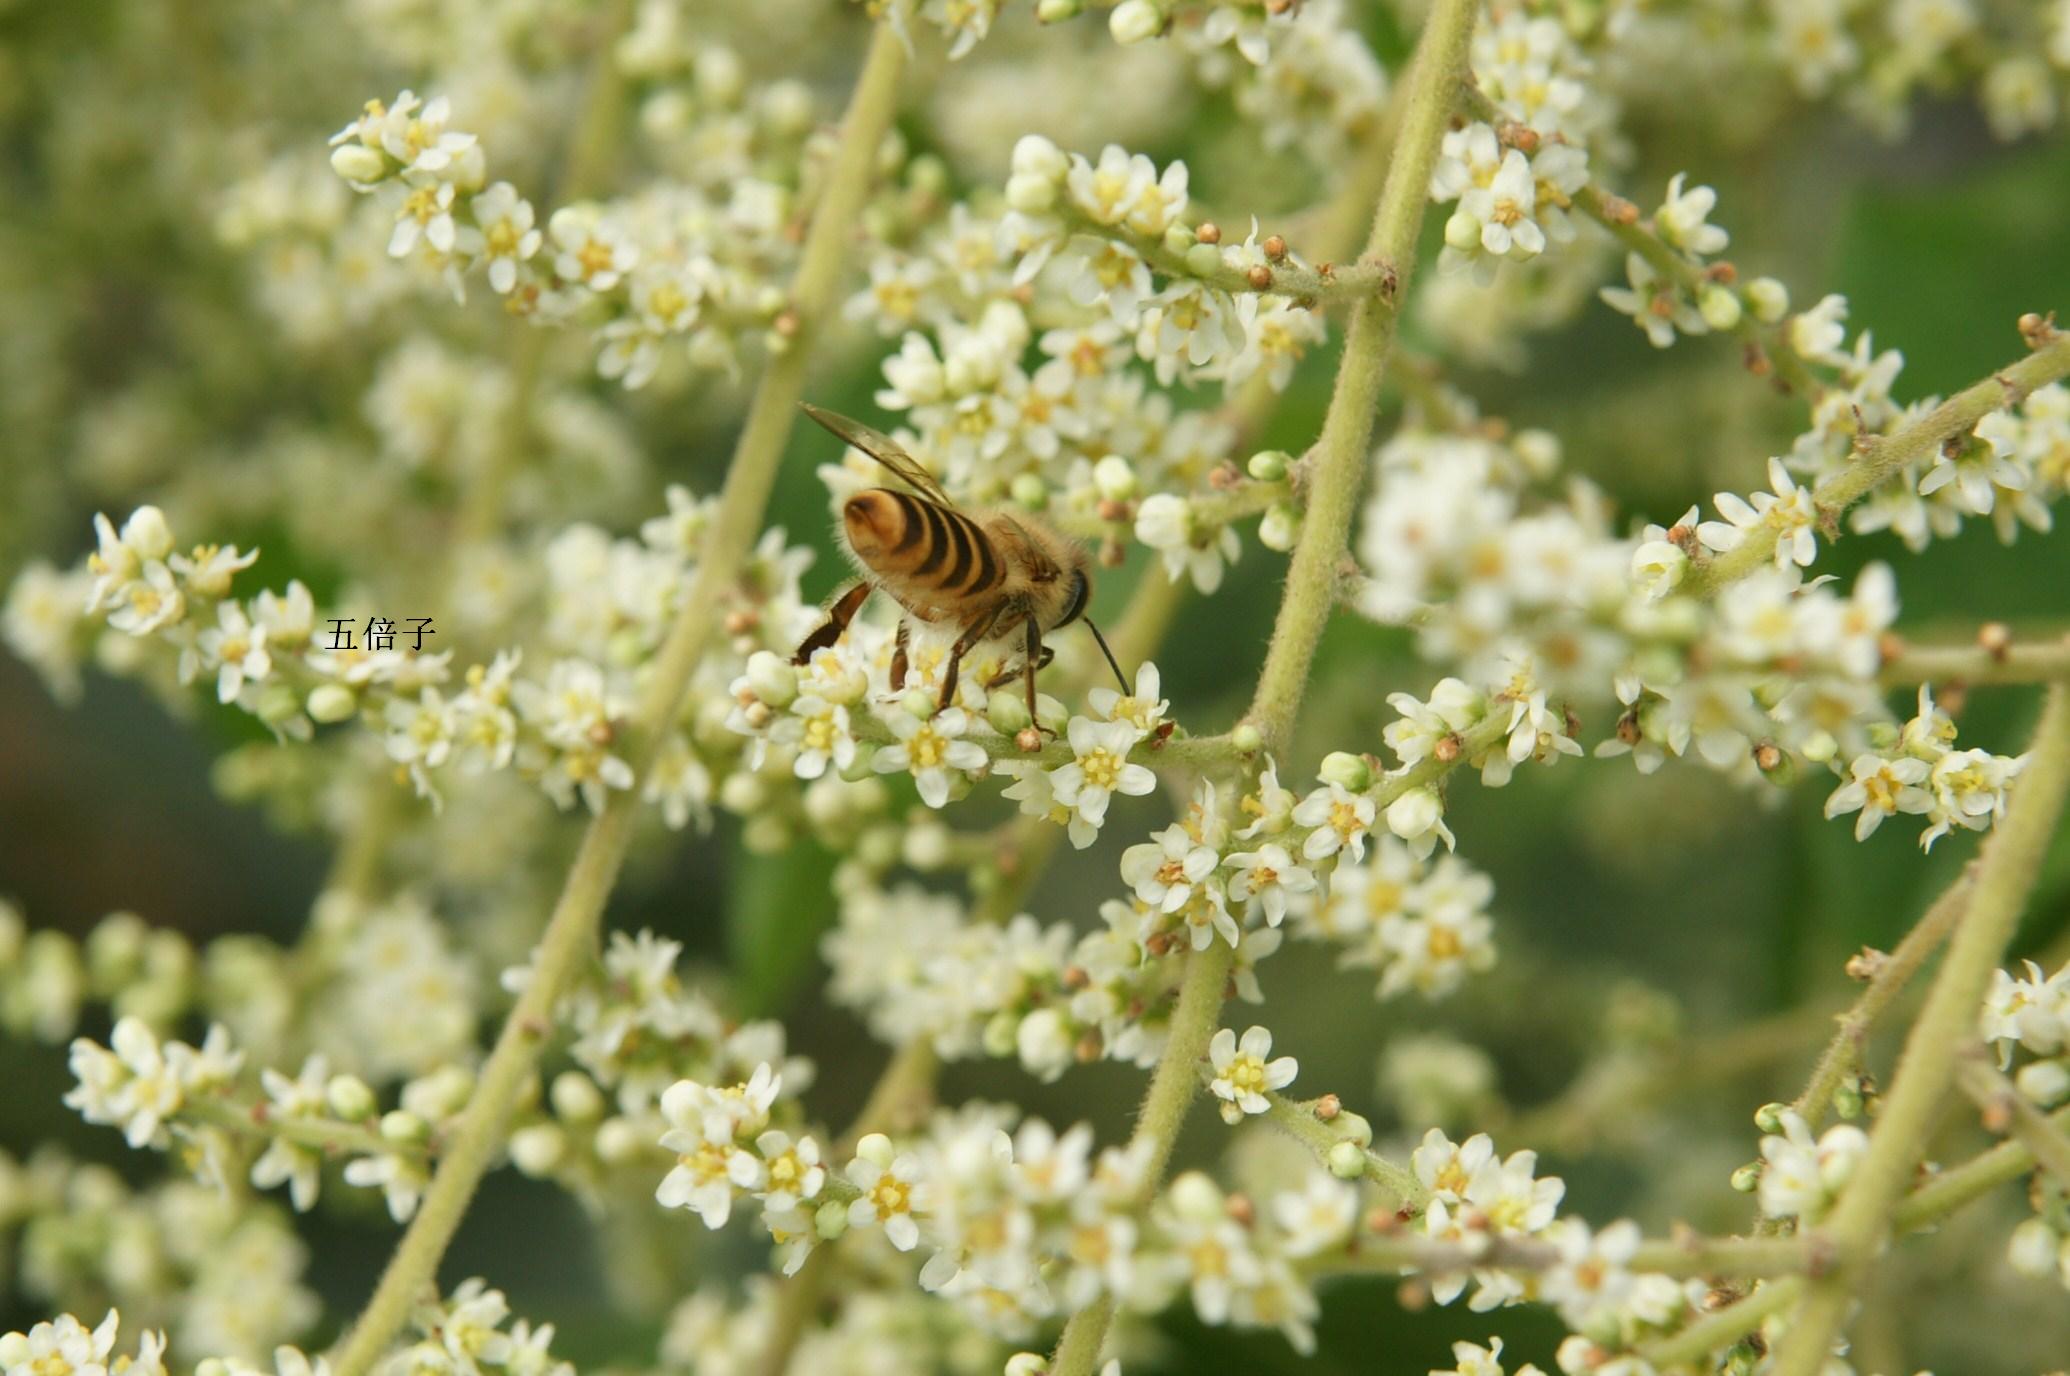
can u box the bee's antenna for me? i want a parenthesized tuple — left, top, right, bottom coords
(1084, 618, 1133, 696)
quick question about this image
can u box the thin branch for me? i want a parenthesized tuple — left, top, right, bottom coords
(1789, 867, 1975, 1128)
(1956, 1049, 2070, 1189)
(1768, 685, 2070, 1376)
(1685, 334, 2070, 596)
(322, 24, 909, 1376)
(1047, 3, 1483, 1367)
(1880, 635, 2070, 688)
(1307, 1229, 1816, 1282)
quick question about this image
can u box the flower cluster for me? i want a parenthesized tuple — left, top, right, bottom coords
(1822, 686, 2027, 848)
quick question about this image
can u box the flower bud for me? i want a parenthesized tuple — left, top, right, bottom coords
(745, 651, 798, 708)
(1108, 0, 1163, 44)
(1799, 730, 1839, 765)
(380, 1109, 430, 1145)
(1231, 722, 1264, 754)
(1443, 209, 1483, 253)
(1093, 455, 1137, 502)
(1011, 134, 1067, 181)
(1729, 1162, 1762, 1193)
(1005, 1355, 1048, 1376)
(308, 683, 358, 724)
(595, 1115, 644, 1163)
(1005, 172, 1057, 214)
(1169, 1170, 1223, 1222)
(1183, 242, 1222, 277)
(509, 1123, 566, 1176)
(2008, 1218, 2062, 1278)
(1318, 751, 1372, 792)
(1332, 1110, 1374, 1148)
(1327, 1140, 1367, 1179)
(1016, 1008, 1074, 1081)
(903, 819, 951, 870)
(1162, 223, 1196, 256)
(1259, 502, 1298, 552)
(330, 143, 388, 185)
(1753, 1101, 1789, 1133)
(988, 688, 1033, 736)
(1745, 276, 1789, 323)
(982, 1009, 1020, 1058)
(839, 741, 879, 783)
(719, 772, 767, 815)
(2016, 1058, 2070, 1107)
(1010, 473, 1049, 509)
(1699, 285, 1743, 332)
(1246, 450, 1291, 483)
(1384, 785, 1442, 841)
(856, 1131, 895, 1167)
(551, 1071, 605, 1123)
(898, 687, 937, 720)
(1830, 1079, 1864, 1119)
(326, 1073, 377, 1121)
(1512, 429, 1560, 478)
(815, 1199, 850, 1239)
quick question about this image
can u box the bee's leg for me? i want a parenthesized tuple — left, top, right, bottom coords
(1020, 620, 1054, 741)
(890, 617, 911, 690)
(792, 580, 871, 666)
(937, 608, 1001, 712)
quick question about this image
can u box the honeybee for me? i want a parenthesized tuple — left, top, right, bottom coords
(792, 403, 1130, 726)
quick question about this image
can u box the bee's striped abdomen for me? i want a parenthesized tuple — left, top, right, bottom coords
(845, 488, 1002, 598)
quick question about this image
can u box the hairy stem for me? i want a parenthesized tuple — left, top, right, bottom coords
(1789, 868, 1975, 1128)
(1685, 334, 2070, 596)
(1955, 1051, 2070, 1189)
(1768, 684, 2070, 1376)
(1242, 0, 1477, 758)
(1047, 5, 1481, 1370)
(322, 26, 907, 1376)
(1307, 1230, 1815, 1281)
(1881, 635, 2070, 687)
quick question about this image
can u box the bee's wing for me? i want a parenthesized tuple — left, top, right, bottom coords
(801, 403, 958, 509)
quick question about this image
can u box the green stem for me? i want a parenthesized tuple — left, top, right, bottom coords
(1047, 7, 1480, 1371)
(1685, 334, 2070, 597)
(1640, 1278, 1803, 1369)
(1307, 1230, 1814, 1281)
(1881, 636, 2070, 688)
(185, 1096, 414, 1162)
(1788, 867, 1974, 1127)
(1955, 1052, 2070, 1189)
(1251, 1087, 1424, 1208)
(1768, 684, 2070, 1376)
(1892, 1103, 2070, 1231)
(1049, 938, 1236, 1376)
(1241, 0, 1477, 757)
(322, 27, 907, 1376)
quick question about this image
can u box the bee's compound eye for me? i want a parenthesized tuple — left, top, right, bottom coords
(1055, 568, 1089, 627)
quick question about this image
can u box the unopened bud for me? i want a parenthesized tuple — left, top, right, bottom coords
(1258, 502, 1298, 552)
(1247, 450, 1291, 483)
(329, 143, 388, 184)
(326, 1074, 377, 1121)
(1184, 242, 1222, 277)
(1318, 751, 1372, 792)
(1327, 1140, 1366, 1179)
(1443, 209, 1483, 253)
(988, 689, 1033, 736)
(1010, 472, 1049, 509)
(1745, 277, 1789, 323)
(308, 683, 358, 724)
(745, 650, 798, 707)
(1699, 285, 1743, 332)
(1754, 1102, 1789, 1133)
(1108, 0, 1163, 44)
(1729, 1162, 1762, 1193)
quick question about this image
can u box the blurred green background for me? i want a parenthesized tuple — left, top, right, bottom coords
(4, 3, 2070, 1372)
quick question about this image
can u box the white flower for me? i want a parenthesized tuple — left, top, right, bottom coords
(1293, 783, 1375, 863)
(1088, 660, 1168, 736)
(1224, 844, 1316, 927)
(1656, 174, 1728, 256)
(1459, 149, 1546, 260)
(196, 601, 273, 702)
(0, 1312, 120, 1376)
(1048, 716, 1155, 848)
(471, 182, 541, 294)
(105, 561, 184, 636)
(251, 1055, 330, 1212)
(1823, 752, 1932, 841)
(1698, 457, 1819, 567)
(1757, 1110, 1867, 1222)
(1120, 818, 1220, 914)
(1271, 1172, 1357, 1257)
(873, 706, 988, 808)
(846, 1138, 926, 1251)
(1630, 539, 1687, 600)
(734, 1130, 826, 1212)
(1135, 494, 1241, 594)
(1600, 252, 1706, 349)
(1206, 1024, 1297, 1119)
(343, 1147, 430, 1222)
